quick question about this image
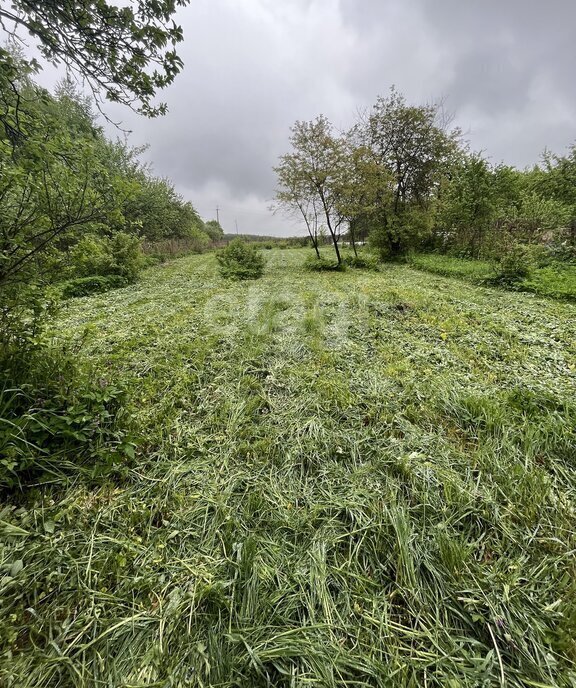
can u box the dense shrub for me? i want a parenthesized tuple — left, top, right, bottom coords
(303, 256, 347, 272)
(61, 275, 129, 298)
(67, 232, 144, 281)
(216, 239, 265, 279)
(546, 241, 576, 264)
(495, 244, 536, 283)
(343, 253, 380, 270)
(0, 346, 134, 489)
(522, 264, 576, 301)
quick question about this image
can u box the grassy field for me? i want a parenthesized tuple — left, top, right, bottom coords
(2, 248, 576, 687)
(409, 253, 576, 301)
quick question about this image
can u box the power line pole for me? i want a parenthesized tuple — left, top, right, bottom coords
(215, 205, 220, 224)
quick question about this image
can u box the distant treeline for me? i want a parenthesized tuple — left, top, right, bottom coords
(223, 234, 309, 247)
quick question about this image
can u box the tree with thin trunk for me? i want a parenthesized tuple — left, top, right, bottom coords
(273, 155, 321, 259)
(336, 137, 394, 257)
(274, 116, 347, 265)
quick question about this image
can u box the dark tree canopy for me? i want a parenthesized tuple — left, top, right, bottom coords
(0, 0, 190, 116)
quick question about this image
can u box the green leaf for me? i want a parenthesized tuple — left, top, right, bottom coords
(10, 560, 24, 577)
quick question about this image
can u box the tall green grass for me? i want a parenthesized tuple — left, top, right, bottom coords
(1, 250, 575, 686)
(410, 252, 576, 301)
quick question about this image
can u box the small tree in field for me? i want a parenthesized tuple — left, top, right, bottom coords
(216, 239, 265, 280)
(274, 116, 347, 265)
(362, 88, 461, 257)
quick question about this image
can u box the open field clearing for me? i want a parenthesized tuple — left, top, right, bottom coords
(2, 248, 576, 687)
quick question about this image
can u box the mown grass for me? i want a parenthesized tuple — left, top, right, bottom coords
(1, 249, 576, 687)
(410, 252, 576, 301)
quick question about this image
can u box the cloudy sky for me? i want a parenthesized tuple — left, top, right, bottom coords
(28, 0, 576, 235)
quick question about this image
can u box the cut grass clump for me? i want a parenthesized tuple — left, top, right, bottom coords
(1, 249, 575, 687)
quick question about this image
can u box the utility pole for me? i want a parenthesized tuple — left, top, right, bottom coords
(215, 205, 220, 224)
(235, 218, 239, 235)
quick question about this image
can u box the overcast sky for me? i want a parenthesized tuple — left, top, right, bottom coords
(27, 0, 576, 235)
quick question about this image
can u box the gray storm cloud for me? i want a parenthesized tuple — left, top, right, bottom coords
(96, 0, 576, 235)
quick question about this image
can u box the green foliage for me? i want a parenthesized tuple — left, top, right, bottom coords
(411, 251, 576, 301)
(275, 116, 348, 264)
(61, 275, 129, 299)
(204, 219, 225, 242)
(0, 49, 207, 352)
(67, 232, 143, 281)
(0, 284, 60, 352)
(276, 88, 461, 264)
(410, 253, 494, 282)
(109, 232, 145, 280)
(0, 90, 127, 289)
(370, 206, 434, 260)
(522, 264, 576, 301)
(495, 244, 536, 283)
(67, 234, 115, 278)
(0, 1, 189, 117)
(303, 255, 347, 272)
(188, 227, 211, 254)
(122, 175, 207, 242)
(0, 345, 133, 489)
(342, 252, 380, 270)
(437, 154, 497, 257)
(216, 239, 265, 279)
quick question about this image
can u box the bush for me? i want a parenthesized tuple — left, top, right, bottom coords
(303, 256, 347, 272)
(495, 244, 536, 283)
(546, 241, 576, 264)
(110, 231, 145, 280)
(61, 275, 129, 298)
(343, 253, 380, 270)
(522, 264, 576, 301)
(216, 239, 265, 280)
(67, 232, 144, 281)
(0, 284, 60, 350)
(0, 346, 134, 489)
(67, 233, 114, 277)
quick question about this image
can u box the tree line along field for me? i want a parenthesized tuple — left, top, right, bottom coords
(1, 248, 575, 687)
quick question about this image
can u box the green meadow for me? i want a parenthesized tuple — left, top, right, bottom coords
(2, 249, 575, 687)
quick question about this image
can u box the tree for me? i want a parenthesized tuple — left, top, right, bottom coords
(275, 116, 348, 264)
(122, 175, 205, 241)
(533, 146, 576, 245)
(0, 74, 128, 290)
(437, 153, 497, 257)
(0, 0, 189, 117)
(273, 152, 322, 259)
(362, 88, 461, 256)
(336, 139, 393, 257)
(204, 219, 224, 242)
